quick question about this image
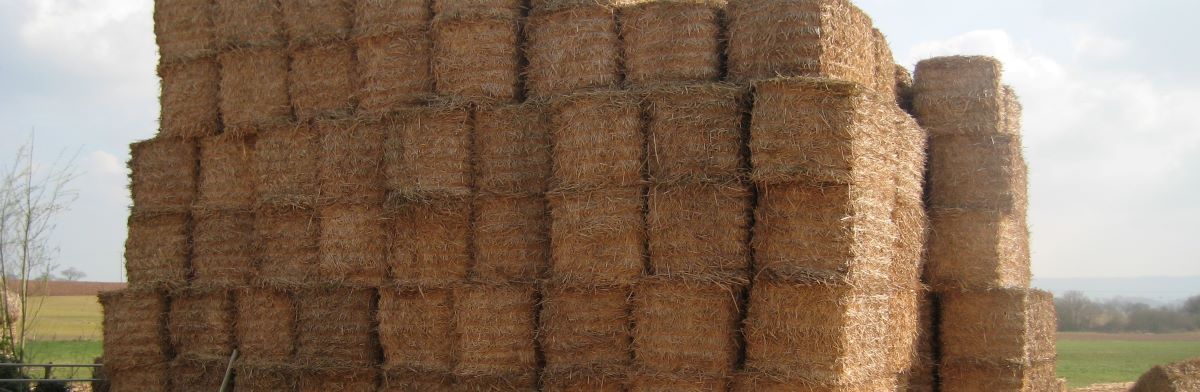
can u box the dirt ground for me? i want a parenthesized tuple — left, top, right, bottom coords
(1072, 382, 1134, 392)
(1060, 331, 1200, 341)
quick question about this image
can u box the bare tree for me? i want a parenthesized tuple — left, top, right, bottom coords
(59, 267, 85, 282)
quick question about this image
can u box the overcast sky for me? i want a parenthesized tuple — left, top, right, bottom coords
(0, 0, 1197, 282)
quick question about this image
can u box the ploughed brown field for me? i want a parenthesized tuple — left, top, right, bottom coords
(15, 281, 127, 297)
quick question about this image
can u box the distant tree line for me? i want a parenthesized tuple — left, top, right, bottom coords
(1055, 291, 1200, 333)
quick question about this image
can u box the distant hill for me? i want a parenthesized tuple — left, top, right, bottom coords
(6, 281, 127, 297)
(1033, 276, 1200, 304)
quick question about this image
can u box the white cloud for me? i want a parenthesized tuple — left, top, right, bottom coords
(88, 150, 123, 176)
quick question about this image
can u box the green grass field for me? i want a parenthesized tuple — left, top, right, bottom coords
(1057, 333, 1200, 387)
(19, 296, 103, 380)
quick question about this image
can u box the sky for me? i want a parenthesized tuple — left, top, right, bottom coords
(0, 0, 1197, 283)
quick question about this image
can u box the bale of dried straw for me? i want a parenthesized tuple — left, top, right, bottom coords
(431, 9, 521, 101)
(254, 124, 319, 208)
(632, 278, 740, 376)
(235, 287, 296, 362)
(169, 356, 227, 392)
(213, 0, 285, 47)
(197, 135, 255, 211)
(644, 83, 746, 183)
(295, 287, 377, 366)
(355, 32, 433, 116)
(454, 284, 538, 378)
(911, 56, 1011, 136)
(124, 213, 189, 289)
(254, 206, 319, 287)
(939, 289, 1056, 365)
(107, 364, 169, 392)
(1132, 358, 1200, 392)
(525, 2, 620, 98)
(281, 0, 353, 47)
(883, 289, 921, 376)
(154, 0, 216, 62)
(727, 0, 878, 88)
(629, 373, 728, 391)
(871, 29, 896, 99)
(318, 117, 386, 204)
(928, 134, 1027, 212)
(473, 195, 547, 284)
(378, 287, 455, 372)
(895, 65, 914, 113)
(388, 199, 471, 287)
(354, 0, 430, 39)
(291, 42, 357, 121)
(218, 46, 292, 135)
(475, 103, 550, 196)
(549, 90, 643, 190)
(732, 372, 899, 391)
(540, 284, 632, 373)
(168, 288, 234, 358)
(298, 366, 378, 391)
(385, 104, 473, 200)
(547, 187, 645, 286)
(435, 0, 524, 17)
(157, 57, 220, 139)
(890, 110, 928, 290)
(191, 210, 253, 287)
(381, 368, 453, 390)
(542, 369, 624, 392)
(926, 208, 1030, 290)
(619, 1, 722, 87)
(235, 361, 297, 392)
(938, 360, 1050, 392)
(647, 183, 750, 281)
(100, 289, 169, 371)
(457, 372, 538, 391)
(318, 203, 389, 286)
(130, 137, 196, 214)
(901, 293, 937, 392)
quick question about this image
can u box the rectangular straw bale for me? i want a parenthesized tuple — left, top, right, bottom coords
(473, 196, 547, 284)
(525, 3, 620, 98)
(547, 187, 645, 286)
(130, 137, 196, 214)
(295, 287, 377, 366)
(901, 292, 937, 391)
(157, 57, 219, 139)
(456, 375, 538, 391)
(318, 117, 386, 204)
(380, 368, 454, 391)
(168, 288, 234, 358)
(619, 1, 722, 87)
(647, 183, 750, 280)
(928, 133, 1027, 212)
(645, 83, 746, 183)
(354, 0, 430, 39)
(213, 0, 285, 47)
(191, 210, 253, 287)
(318, 203, 389, 286)
(476, 103, 550, 195)
(281, 0, 353, 46)
(235, 288, 296, 361)
(299, 367, 378, 392)
(871, 29, 897, 99)
(235, 362, 297, 392)
(431, 11, 521, 101)
(108, 364, 169, 392)
(254, 124, 319, 208)
(154, 0, 216, 62)
(100, 289, 169, 370)
(549, 90, 643, 190)
(291, 42, 357, 121)
(378, 288, 455, 372)
(891, 113, 928, 289)
(911, 56, 1010, 136)
(388, 199, 471, 287)
(434, 0, 524, 17)
(632, 278, 741, 375)
(540, 285, 632, 372)
(629, 373, 728, 392)
(938, 360, 1034, 392)
(1027, 290, 1058, 362)
(939, 288, 1047, 364)
(125, 213, 189, 289)
(168, 357, 226, 392)
(454, 284, 538, 377)
(542, 370, 624, 392)
(355, 32, 433, 116)
(926, 208, 1030, 290)
(385, 104, 473, 199)
(883, 289, 921, 375)
(732, 372, 898, 392)
(896, 65, 914, 113)
(218, 46, 292, 135)
(727, 0, 878, 87)
(254, 206, 318, 286)
(197, 135, 255, 211)
(749, 77, 893, 185)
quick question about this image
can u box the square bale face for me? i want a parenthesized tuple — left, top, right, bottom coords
(937, 360, 1029, 392)
(254, 207, 318, 286)
(295, 288, 376, 365)
(168, 289, 234, 358)
(385, 105, 473, 199)
(1026, 290, 1058, 362)
(388, 199, 471, 287)
(912, 56, 1008, 136)
(645, 84, 745, 182)
(317, 203, 389, 287)
(472, 196, 547, 284)
(431, 14, 521, 101)
(281, 0, 353, 46)
(298, 367, 377, 392)
(235, 362, 297, 392)
(355, 33, 433, 116)
(547, 187, 645, 286)
(549, 91, 643, 190)
(354, 0, 430, 39)
(197, 135, 255, 211)
(235, 288, 295, 361)
(100, 290, 169, 370)
(453, 284, 538, 376)
(213, 0, 285, 47)
(218, 47, 292, 135)
(317, 118, 385, 204)
(631, 279, 741, 375)
(191, 210, 254, 287)
(130, 138, 196, 214)
(731, 372, 899, 392)
(433, 0, 522, 17)
(926, 208, 1030, 290)
(647, 183, 751, 280)
(109, 364, 170, 392)
(938, 289, 1033, 364)
(125, 213, 190, 289)
(169, 357, 227, 392)
(475, 104, 550, 195)
(524, 5, 620, 98)
(254, 125, 319, 208)
(154, 0, 216, 62)
(927, 134, 1027, 212)
(629, 375, 728, 392)
(378, 288, 455, 372)
(290, 42, 357, 121)
(380, 368, 454, 391)
(539, 285, 632, 372)
(158, 57, 220, 138)
(619, 2, 721, 86)
(542, 370, 625, 392)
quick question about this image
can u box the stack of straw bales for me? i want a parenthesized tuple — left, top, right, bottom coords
(102, 0, 1057, 391)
